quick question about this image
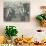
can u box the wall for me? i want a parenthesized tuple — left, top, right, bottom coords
(0, 0, 46, 41)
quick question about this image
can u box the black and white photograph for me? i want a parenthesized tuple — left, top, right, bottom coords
(4, 0, 30, 22)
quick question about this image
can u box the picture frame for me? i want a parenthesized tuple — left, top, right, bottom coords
(4, 0, 30, 22)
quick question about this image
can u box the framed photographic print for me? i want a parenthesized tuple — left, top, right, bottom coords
(4, 0, 30, 22)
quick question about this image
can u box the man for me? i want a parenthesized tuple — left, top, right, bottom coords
(7, 7, 15, 21)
